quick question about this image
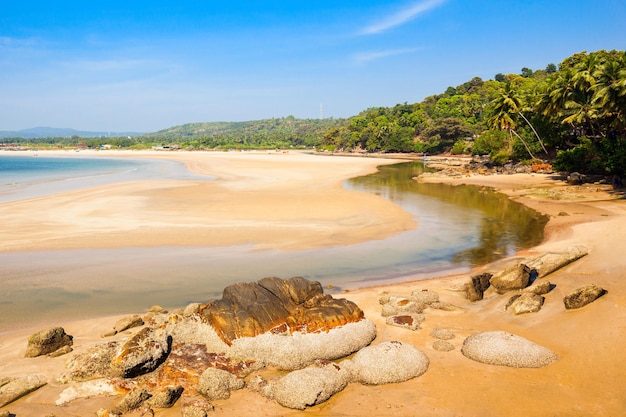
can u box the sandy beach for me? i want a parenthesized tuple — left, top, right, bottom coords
(1, 150, 625, 416)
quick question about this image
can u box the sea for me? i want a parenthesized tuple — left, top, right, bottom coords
(0, 153, 548, 331)
(0, 152, 207, 203)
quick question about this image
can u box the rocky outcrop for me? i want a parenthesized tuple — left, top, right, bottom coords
(564, 285, 607, 309)
(229, 319, 376, 370)
(465, 273, 492, 301)
(200, 277, 365, 344)
(25, 326, 73, 358)
(490, 264, 532, 294)
(110, 327, 172, 378)
(0, 374, 47, 407)
(461, 331, 558, 368)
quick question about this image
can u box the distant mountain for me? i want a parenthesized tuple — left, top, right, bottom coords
(0, 126, 144, 139)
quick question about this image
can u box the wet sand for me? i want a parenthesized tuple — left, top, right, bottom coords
(0, 151, 625, 416)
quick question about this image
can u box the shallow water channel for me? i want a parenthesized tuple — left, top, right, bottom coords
(0, 161, 548, 331)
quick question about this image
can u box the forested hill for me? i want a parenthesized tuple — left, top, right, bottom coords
(146, 116, 344, 149)
(319, 49, 626, 175)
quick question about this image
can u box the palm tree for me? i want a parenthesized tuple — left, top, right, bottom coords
(489, 83, 546, 158)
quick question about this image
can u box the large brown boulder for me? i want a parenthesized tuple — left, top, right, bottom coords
(564, 285, 607, 309)
(25, 327, 73, 358)
(200, 277, 365, 344)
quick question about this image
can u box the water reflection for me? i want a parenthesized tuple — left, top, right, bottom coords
(346, 162, 548, 266)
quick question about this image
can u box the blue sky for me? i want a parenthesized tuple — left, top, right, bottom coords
(1, 0, 624, 132)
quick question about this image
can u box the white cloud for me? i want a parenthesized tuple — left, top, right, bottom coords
(353, 48, 420, 63)
(361, 0, 446, 35)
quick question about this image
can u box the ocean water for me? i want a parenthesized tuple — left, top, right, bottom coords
(0, 157, 547, 331)
(0, 152, 208, 203)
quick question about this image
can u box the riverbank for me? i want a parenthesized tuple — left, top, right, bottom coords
(1, 150, 625, 416)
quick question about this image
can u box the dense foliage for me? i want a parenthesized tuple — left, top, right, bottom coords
(4, 50, 624, 174)
(319, 49, 626, 175)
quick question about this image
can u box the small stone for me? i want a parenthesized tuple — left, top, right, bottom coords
(509, 293, 545, 315)
(464, 273, 492, 301)
(564, 285, 607, 309)
(113, 388, 152, 413)
(433, 340, 455, 352)
(182, 400, 214, 417)
(430, 328, 455, 340)
(113, 315, 144, 334)
(410, 289, 439, 305)
(385, 314, 425, 331)
(147, 385, 184, 408)
(25, 327, 73, 358)
(523, 280, 552, 295)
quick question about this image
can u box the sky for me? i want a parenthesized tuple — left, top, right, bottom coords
(1, 0, 625, 133)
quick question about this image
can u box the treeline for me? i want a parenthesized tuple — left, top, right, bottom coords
(146, 116, 345, 149)
(320, 49, 626, 175)
(5, 49, 625, 175)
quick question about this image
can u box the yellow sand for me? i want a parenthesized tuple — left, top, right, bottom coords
(0, 150, 625, 416)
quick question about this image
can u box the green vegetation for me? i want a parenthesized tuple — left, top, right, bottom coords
(4, 49, 625, 175)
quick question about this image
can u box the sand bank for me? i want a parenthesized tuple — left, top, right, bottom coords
(0, 151, 625, 416)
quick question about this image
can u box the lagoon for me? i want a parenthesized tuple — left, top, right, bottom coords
(0, 155, 547, 331)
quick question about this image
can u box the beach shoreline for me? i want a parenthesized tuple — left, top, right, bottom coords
(1, 149, 625, 416)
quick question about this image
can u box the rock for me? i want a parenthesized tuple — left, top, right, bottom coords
(0, 374, 47, 407)
(113, 388, 152, 414)
(385, 314, 425, 331)
(523, 280, 552, 295)
(201, 277, 364, 344)
(182, 399, 214, 417)
(490, 263, 532, 294)
(57, 342, 118, 383)
(0, 411, 10, 417)
(49, 344, 73, 358)
(113, 315, 144, 334)
(55, 380, 118, 405)
(183, 302, 202, 317)
(197, 368, 245, 400)
(410, 289, 439, 305)
(96, 409, 121, 417)
(564, 285, 607, 309)
(229, 319, 376, 370)
(349, 341, 429, 385)
(432, 340, 455, 352)
(379, 294, 424, 317)
(461, 331, 558, 368)
(429, 301, 457, 311)
(110, 327, 172, 378)
(25, 327, 73, 358)
(567, 172, 586, 185)
(465, 273, 492, 301)
(430, 328, 455, 340)
(147, 385, 184, 408)
(255, 361, 350, 410)
(508, 293, 545, 315)
(523, 246, 588, 278)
